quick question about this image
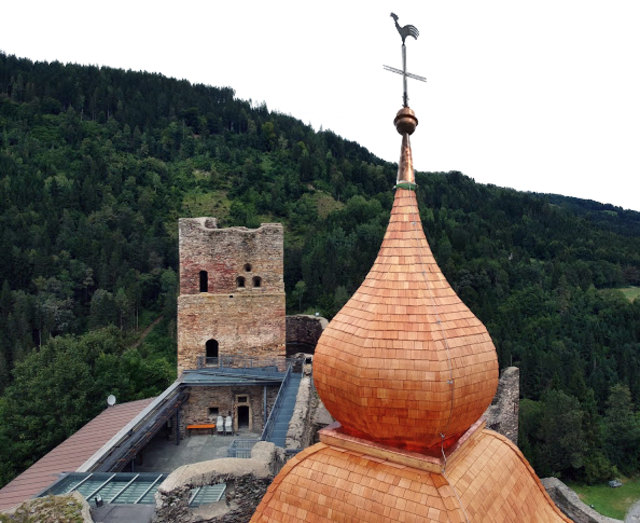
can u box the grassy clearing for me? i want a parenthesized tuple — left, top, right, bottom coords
(181, 190, 231, 219)
(568, 477, 640, 520)
(312, 191, 344, 219)
(619, 286, 640, 303)
(598, 286, 640, 303)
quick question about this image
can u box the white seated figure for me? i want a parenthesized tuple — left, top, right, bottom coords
(225, 415, 233, 435)
(217, 415, 224, 434)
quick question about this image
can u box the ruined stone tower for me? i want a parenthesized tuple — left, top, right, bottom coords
(177, 218, 286, 374)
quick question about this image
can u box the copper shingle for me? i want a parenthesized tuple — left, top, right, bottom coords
(314, 185, 499, 454)
(0, 397, 154, 511)
(252, 426, 570, 522)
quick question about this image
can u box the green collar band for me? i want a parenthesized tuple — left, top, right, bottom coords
(395, 182, 417, 191)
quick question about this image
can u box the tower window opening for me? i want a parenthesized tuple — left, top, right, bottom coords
(206, 339, 219, 361)
(244, 263, 252, 272)
(252, 276, 262, 288)
(236, 276, 246, 288)
(199, 271, 208, 292)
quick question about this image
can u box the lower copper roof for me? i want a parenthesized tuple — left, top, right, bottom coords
(252, 423, 571, 522)
(0, 397, 154, 511)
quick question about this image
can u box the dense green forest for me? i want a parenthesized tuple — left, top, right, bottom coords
(1, 52, 639, 488)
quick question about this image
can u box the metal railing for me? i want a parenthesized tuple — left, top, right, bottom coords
(195, 355, 292, 372)
(260, 364, 294, 443)
(203, 357, 219, 367)
(227, 438, 260, 458)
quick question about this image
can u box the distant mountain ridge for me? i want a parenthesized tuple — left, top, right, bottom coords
(542, 193, 640, 237)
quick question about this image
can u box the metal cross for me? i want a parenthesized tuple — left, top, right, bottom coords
(383, 13, 426, 107)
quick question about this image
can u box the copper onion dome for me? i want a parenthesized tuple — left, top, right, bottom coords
(312, 107, 499, 454)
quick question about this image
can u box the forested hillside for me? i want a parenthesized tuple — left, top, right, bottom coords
(1, 52, 639, 487)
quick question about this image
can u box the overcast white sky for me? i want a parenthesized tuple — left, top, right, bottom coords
(3, 1, 639, 211)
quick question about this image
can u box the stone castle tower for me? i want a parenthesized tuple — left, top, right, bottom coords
(177, 218, 286, 374)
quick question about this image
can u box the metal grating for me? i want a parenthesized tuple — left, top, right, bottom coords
(40, 472, 225, 507)
(39, 473, 166, 505)
(227, 439, 259, 458)
(189, 484, 226, 506)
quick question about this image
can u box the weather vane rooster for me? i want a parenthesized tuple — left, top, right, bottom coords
(390, 12, 419, 44)
(384, 13, 426, 107)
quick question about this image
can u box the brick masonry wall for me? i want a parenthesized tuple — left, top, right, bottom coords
(180, 385, 279, 437)
(178, 219, 283, 295)
(177, 219, 285, 373)
(177, 293, 285, 373)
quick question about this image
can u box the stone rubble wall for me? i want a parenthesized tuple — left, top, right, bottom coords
(542, 478, 622, 523)
(285, 315, 327, 355)
(284, 354, 334, 450)
(154, 441, 283, 523)
(483, 366, 519, 444)
(0, 492, 93, 522)
(284, 374, 311, 451)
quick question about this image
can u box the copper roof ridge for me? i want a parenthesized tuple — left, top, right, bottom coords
(319, 419, 487, 474)
(439, 467, 472, 523)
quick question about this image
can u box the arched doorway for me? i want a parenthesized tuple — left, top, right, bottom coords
(205, 339, 218, 366)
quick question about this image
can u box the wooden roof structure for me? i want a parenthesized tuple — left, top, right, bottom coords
(252, 107, 570, 521)
(0, 398, 153, 511)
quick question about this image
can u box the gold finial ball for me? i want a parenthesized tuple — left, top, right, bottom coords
(394, 107, 418, 135)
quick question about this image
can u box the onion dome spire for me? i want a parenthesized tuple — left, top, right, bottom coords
(313, 107, 499, 455)
(394, 107, 418, 186)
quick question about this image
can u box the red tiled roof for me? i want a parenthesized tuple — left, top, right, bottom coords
(0, 397, 154, 511)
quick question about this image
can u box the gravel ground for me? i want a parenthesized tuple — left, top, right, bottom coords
(626, 500, 640, 522)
